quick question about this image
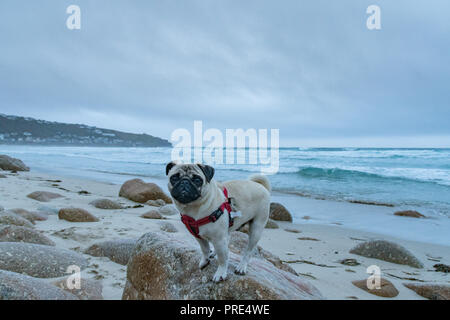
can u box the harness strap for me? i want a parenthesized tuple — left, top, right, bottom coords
(180, 187, 233, 239)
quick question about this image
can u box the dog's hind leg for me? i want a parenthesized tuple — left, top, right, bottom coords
(235, 214, 268, 275)
(196, 238, 213, 269)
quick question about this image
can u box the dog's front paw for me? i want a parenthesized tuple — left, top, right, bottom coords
(212, 269, 228, 282)
(199, 258, 210, 270)
(234, 263, 247, 275)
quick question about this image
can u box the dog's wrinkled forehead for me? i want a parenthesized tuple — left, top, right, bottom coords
(169, 164, 204, 179)
(177, 164, 204, 177)
(166, 162, 215, 183)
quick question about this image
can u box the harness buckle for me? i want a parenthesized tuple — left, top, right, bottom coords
(209, 209, 222, 222)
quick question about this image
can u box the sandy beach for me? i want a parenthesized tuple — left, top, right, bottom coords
(0, 168, 448, 300)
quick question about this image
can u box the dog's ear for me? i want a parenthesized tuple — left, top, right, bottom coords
(197, 164, 215, 183)
(166, 161, 177, 176)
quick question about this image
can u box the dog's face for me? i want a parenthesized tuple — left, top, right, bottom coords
(166, 162, 215, 205)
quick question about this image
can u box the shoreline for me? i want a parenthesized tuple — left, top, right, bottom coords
(24, 165, 450, 247)
(0, 169, 449, 299)
(11, 163, 450, 247)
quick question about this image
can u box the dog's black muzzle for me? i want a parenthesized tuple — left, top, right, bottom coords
(170, 178, 201, 204)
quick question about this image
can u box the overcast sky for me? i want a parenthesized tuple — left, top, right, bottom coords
(1, 0, 449, 147)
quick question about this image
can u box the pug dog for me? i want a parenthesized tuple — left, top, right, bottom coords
(166, 162, 271, 282)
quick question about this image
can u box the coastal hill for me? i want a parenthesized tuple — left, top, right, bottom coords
(0, 114, 171, 147)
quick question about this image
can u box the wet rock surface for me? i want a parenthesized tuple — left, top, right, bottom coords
(0, 225, 55, 246)
(394, 210, 425, 218)
(350, 240, 423, 268)
(352, 278, 399, 298)
(119, 179, 172, 204)
(122, 231, 322, 300)
(84, 239, 137, 265)
(403, 283, 450, 300)
(0, 270, 78, 300)
(269, 202, 293, 222)
(58, 208, 99, 222)
(51, 276, 104, 300)
(10, 208, 48, 223)
(0, 155, 30, 172)
(0, 242, 88, 278)
(140, 210, 165, 219)
(27, 191, 63, 202)
(0, 211, 34, 228)
(90, 199, 124, 210)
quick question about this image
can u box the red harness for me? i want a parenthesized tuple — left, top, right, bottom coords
(180, 187, 233, 240)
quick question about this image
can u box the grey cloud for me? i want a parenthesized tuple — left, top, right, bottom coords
(0, 0, 449, 146)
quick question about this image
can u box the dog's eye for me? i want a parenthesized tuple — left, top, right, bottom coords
(192, 175, 203, 187)
(170, 173, 180, 185)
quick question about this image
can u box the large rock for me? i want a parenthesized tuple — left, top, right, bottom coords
(10, 208, 48, 223)
(119, 179, 172, 204)
(89, 199, 124, 210)
(58, 208, 99, 222)
(0, 225, 55, 246)
(394, 210, 425, 218)
(269, 203, 293, 222)
(0, 211, 34, 228)
(0, 242, 88, 278)
(352, 278, 399, 298)
(349, 240, 423, 268)
(51, 277, 103, 300)
(27, 191, 63, 202)
(122, 232, 322, 300)
(404, 283, 450, 300)
(0, 270, 78, 300)
(84, 239, 137, 265)
(0, 155, 29, 172)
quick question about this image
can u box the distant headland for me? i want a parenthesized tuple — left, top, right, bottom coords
(0, 114, 171, 147)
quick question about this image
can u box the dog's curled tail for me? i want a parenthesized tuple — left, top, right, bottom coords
(249, 174, 271, 193)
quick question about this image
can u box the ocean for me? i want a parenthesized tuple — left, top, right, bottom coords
(1, 145, 450, 218)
